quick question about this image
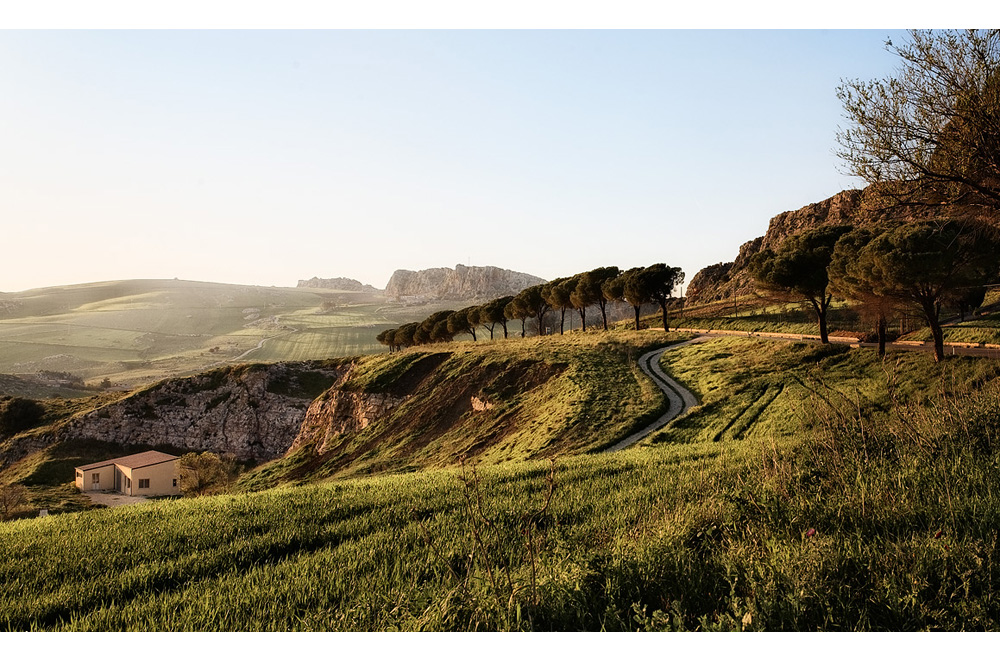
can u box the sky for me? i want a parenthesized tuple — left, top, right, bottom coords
(0, 25, 920, 292)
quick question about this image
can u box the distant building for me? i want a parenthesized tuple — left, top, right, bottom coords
(74, 451, 180, 497)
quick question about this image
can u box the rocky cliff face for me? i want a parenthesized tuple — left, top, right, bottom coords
(296, 277, 381, 293)
(687, 189, 866, 302)
(684, 185, 992, 303)
(290, 389, 405, 456)
(384, 264, 545, 301)
(31, 361, 351, 462)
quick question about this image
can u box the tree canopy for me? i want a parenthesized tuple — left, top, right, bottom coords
(749, 225, 852, 343)
(856, 219, 1000, 361)
(837, 30, 1000, 212)
(829, 228, 896, 355)
(642, 263, 685, 332)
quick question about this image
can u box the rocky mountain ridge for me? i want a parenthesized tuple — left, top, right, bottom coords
(384, 264, 545, 301)
(296, 277, 381, 293)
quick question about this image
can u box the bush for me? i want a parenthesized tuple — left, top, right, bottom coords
(0, 397, 45, 436)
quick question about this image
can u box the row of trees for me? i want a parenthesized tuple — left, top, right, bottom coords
(749, 219, 1000, 361)
(376, 263, 684, 352)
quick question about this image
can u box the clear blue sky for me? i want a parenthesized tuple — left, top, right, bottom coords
(0, 29, 911, 292)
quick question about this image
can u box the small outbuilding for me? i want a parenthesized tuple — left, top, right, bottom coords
(74, 450, 181, 497)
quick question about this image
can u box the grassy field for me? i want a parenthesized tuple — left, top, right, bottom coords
(674, 297, 863, 337)
(902, 311, 1000, 346)
(241, 329, 684, 486)
(0, 279, 475, 388)
(4, 335, 1000, 630)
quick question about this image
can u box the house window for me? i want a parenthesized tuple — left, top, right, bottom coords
(92, 473, 100, 483)
(172, 478, 177, 487)
(138, 479, 150, 489)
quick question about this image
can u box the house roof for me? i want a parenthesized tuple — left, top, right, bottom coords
(76, 450, 179, 472)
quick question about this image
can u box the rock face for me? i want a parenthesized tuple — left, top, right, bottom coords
(290, 388, 404, 456)
(48, 361, 351, 462)
(384, 264, 545, 301)
(296, 277, 381, 293)
(687, 189, 865, 303)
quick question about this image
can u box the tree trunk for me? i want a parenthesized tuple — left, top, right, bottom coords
(812, 298, 829, 343)
(520, 319, 526, 338)
(818, 312, 829, 344)
(560, 308, 566, 334)
(634, 305, 641, 331)
(877, 314, 887, 357)
(501, 320, 508, 339)
(599, 300, 609, 330)
(659, 298, 669, 331)
(921, 300, 945, 361)
(579, 308, 587, 331)
(469, 327, 477, 341)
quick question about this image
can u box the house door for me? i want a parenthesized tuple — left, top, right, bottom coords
(91, 472, 100, 491)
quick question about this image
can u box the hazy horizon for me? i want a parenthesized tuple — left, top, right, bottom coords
(2, 29, 910, 293)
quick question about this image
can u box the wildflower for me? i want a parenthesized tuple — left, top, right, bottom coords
(934, 529, 944, 539)
(805, 528, 816, 538)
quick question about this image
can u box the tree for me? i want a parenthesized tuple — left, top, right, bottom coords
(642, 263, 685, 331)
(952, 285, 987, 322)
(542, 277, 576, 335)
(857, 219, 1000, 361)
(480, 296, 513, 340)
(519, 284, 551, 336)
(447, 307, 478, 341)
(569, 273, 596, 331)
(393, 322, 418, 349)
(618, 267, 657, 331)
(829, 228, 896, 356)
(421, 310, 455, 343)
(177, 452, 238, 496)
(749, 225, 853, 343)
(584, 266, 620, 330)
(0, 483, 26, 520)
(504, 295, 530, 338)
(837, 30, 1000, 213)
(376, 328, 397, 353)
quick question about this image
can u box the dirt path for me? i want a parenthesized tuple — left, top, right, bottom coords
(674, 327, 1000, 358)
(605, 338, 707, 452)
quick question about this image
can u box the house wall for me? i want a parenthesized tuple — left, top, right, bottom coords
(75, 465, 114, 492)
(129, 461, 180, 497)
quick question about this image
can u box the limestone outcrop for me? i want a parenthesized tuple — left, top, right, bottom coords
(384, 264, 545, 301)
(296, 277, 381, 293)
(24, 361, 351, 462)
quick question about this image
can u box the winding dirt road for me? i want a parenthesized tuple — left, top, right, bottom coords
(605, 338, 706, 452)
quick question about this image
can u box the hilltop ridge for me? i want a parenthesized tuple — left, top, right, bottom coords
(385, 264, 545, 301)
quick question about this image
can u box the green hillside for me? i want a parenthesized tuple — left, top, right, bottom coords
(0, 279, 473, 388)
(4, 334, 1000, 630)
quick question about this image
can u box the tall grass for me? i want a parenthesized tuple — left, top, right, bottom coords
(3, 340, 1000, 630)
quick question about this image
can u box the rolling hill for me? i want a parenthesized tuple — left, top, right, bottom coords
(0, 279, 479, 389)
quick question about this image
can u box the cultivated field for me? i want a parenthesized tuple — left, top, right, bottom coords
(0, 279, 474, 388)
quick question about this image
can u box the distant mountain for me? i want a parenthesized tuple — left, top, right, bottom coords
(384, 264, 546, 301)
(296, 277, 381, 293)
